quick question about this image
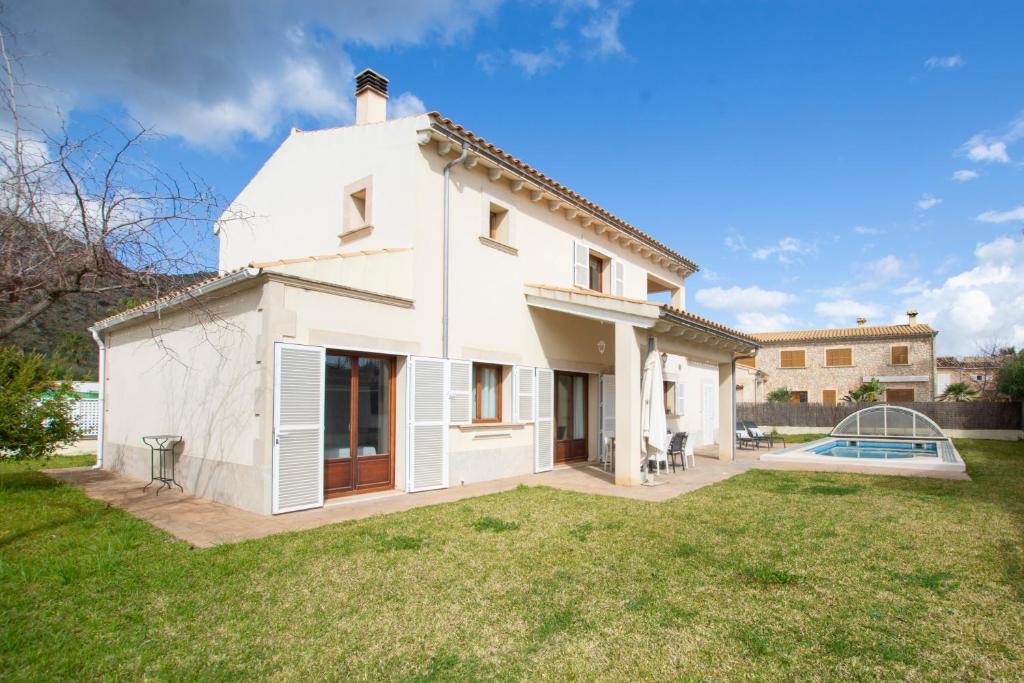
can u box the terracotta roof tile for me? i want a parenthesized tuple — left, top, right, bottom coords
(92, 268, 249, 326)
(750, 324, 936, 344)
(429, 113, 699, 273)
(660, 304, 761, 346)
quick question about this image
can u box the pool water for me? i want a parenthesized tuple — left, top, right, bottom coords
(810, 440, 938, 460)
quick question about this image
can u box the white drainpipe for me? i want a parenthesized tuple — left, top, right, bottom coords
(442, 143, 468, 359)
(90, 328, 106, 469)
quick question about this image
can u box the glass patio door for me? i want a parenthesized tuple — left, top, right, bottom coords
(324, 352, 394, 498)
(554, 372, 588, 463)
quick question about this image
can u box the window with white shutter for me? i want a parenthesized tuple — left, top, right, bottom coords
(534, 368, 554, 472)
(272, 343, 325, 514)
(612, 259, 625, 296)
(448, 359, 472, 425)
(573, 241, 589, 288)
(407, 357, 449, 492)
(675, 382, 685, 416)
(513, 366, 535, 423)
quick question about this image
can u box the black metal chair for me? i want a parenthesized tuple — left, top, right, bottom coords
(667, 432, 688, 472)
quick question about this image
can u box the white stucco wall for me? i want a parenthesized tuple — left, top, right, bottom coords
(101, 283, 271, 514)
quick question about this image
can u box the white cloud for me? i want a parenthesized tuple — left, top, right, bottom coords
(694, 286, 795, 311)
(814, 299, 886, 323)
(723, 229, 747, 252)
(915, 193, 942, 211)
(853, 225, 882, 235)
(925, 55, 965, 69)
(509, 47, 565, 76)
(904, 234, 1024, 353)
(976, 205, 1024, 224)
(952, 169, 979, 182)
(962, 135, 1010, 163)
(389, 92, 426, 119)
(734, 312, 799, 332)
(751, 236, 817, 264)
(867, 255, 905, 280)
(5, 1, 504, 147)
(580, 3, 628, 56)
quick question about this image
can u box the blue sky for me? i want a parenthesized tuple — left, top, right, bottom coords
(9, 1, 1024, 354)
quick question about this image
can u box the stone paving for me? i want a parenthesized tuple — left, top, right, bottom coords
(46, 441, 967, 548)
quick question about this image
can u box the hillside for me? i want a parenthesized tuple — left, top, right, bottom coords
(5, 274, 211, 379)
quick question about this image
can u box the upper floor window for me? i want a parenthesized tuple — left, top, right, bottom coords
(488, 203, 509, 243)
(890, 345, 910, 365)
(573, 240, 624, 295)
(780, 349, 806, 368)
(588, 253, 604, 292)
(825, 348, 853, 367)
(341, 176, 373, 242)
(473, 363, 503, 423)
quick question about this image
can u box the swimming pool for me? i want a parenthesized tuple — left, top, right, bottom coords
(810, 440, 937, 460)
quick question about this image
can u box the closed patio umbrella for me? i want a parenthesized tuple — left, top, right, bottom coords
(641, 341, 667, 480)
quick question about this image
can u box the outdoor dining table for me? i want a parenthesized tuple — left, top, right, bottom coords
(142, 434, 184, 495)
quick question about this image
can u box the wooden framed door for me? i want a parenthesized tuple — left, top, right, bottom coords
(324, 351, 395, 498)
(554, 371, 588, 464)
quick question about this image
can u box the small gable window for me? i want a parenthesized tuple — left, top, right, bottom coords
(891, 345, 910, 365)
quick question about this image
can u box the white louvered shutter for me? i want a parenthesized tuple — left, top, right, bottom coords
(600, 374, 616, 459)
(573, 241, 589, 288)
(612, 259, 625, 296)
(513, 366, 535, 423)
(534, 368, 554, 472)
(272, 343, 325, 514)
(408, 357, 449, 492)
(675, 382, 685, 416)
(448, 359, 472, 425)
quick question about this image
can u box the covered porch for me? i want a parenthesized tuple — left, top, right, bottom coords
(525, 284, 761, 487)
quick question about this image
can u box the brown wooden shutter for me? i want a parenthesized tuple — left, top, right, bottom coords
(822, 389, 837, 406)
(891, 346, 909, 365)
(780, 350, 805, 368)
(825, 348, 852, 367)
(886, 388, 915, 402)
(736, 356, 756, 368)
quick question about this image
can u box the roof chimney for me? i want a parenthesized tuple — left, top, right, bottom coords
(355, 68, 388, 125)
(907, 310, 918, 325)
(856, 317, 867, 327)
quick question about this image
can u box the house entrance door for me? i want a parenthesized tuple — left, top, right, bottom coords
(323, 352, 395, 498)
(554, 372, 588, 463)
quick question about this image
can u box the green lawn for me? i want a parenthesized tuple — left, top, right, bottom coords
(2, 442, 1023, 680)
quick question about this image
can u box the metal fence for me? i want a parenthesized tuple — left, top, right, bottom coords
(737, 401, 1022, 431)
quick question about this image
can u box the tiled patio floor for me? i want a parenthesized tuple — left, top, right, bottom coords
(46, 441, 966, 548)
(45, 453, 755, 548)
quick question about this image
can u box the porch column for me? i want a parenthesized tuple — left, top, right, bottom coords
(718, 361, 734, 460)
(614, 322, 644, 486)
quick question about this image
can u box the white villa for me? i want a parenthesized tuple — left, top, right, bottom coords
(90, 70, 760, 515)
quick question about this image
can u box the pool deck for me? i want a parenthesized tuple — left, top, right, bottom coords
(758, 437, 969, 478)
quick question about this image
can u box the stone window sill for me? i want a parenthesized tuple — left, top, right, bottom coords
(479, 235, 518, 255)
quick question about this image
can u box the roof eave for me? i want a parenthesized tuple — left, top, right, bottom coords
(425, 115, 699, 275)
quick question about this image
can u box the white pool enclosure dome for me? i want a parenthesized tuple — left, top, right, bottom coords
(830, 404, 946, 440)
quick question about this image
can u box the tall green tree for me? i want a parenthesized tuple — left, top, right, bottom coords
(997, 353, 1024, 401)
(0, 346, 81, 459)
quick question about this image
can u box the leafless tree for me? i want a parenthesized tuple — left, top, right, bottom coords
(0, 19, 231, 341)
(971, 340, 1016, 400)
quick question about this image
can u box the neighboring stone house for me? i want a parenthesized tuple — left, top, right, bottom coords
(744, 312, 938, 404)
(937, 355, 1014, 399)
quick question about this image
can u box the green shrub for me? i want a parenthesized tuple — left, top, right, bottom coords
(0, 347, 81, 460)
(766, 387, 792, 403)
(997, 353, 1024, 401)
